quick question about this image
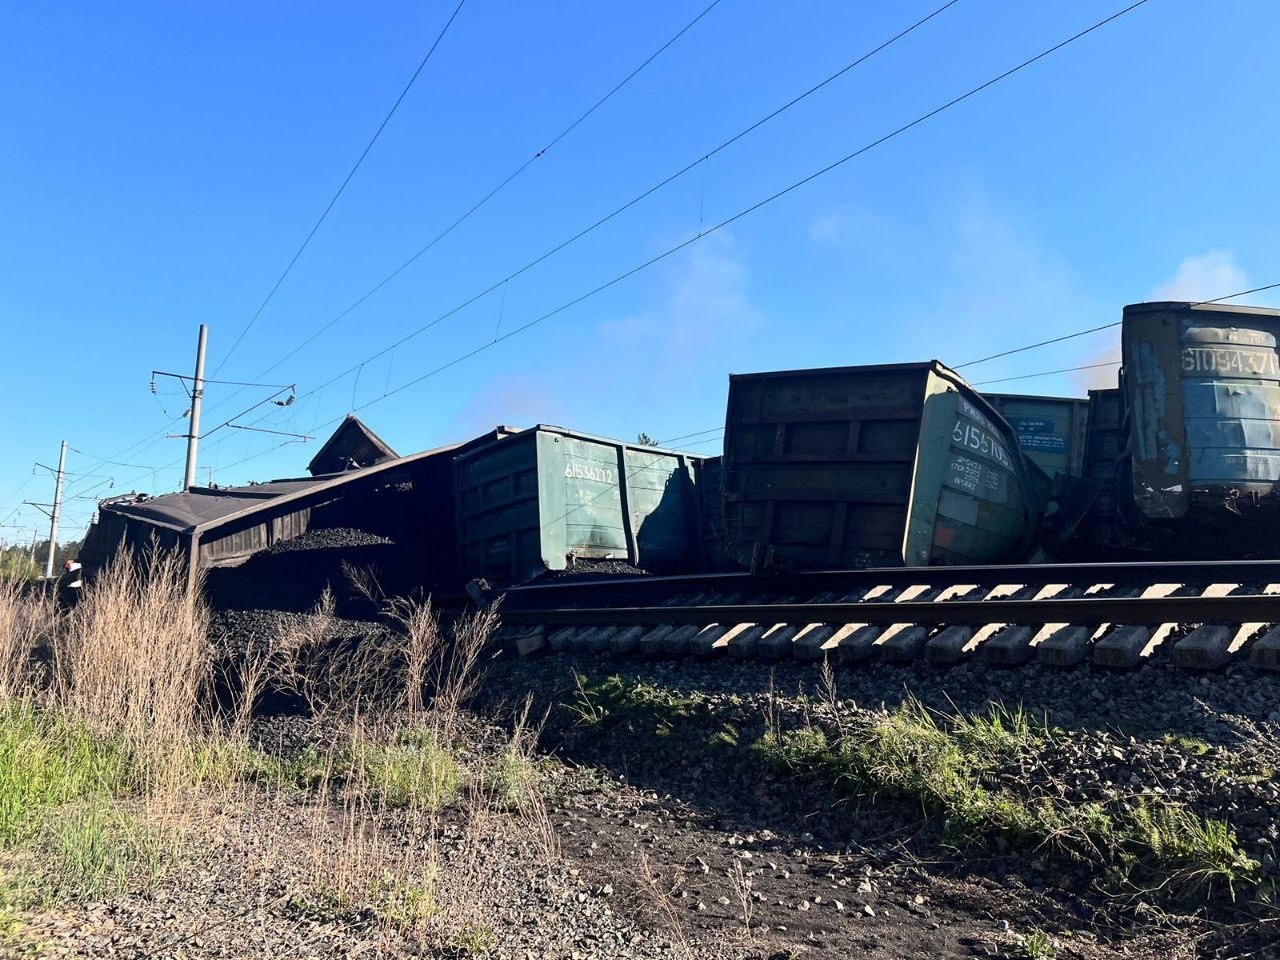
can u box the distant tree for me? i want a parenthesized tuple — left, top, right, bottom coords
(54, 539, 83, 569)
(636, 432, 658, 446)
(0, 548, 38, 582)
(0, 539, 84, 581)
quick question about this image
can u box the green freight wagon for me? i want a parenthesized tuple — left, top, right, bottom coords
(1084, 388, 1123, 519)
(455, 425, 707, 583)
(693, 455, 735, 571)
(982, 393, 1089, 478)
(722, 361, 1041, 570)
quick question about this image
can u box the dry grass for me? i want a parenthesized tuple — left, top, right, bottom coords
(56, 548, 209, 784)
(0, 579, 53, 701)
(0, 547, 557, 954)
(636, 851, 694, 960)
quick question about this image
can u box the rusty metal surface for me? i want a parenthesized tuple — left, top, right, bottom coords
(1084, 388, 1122, 518)
(306, 415, 399, 476)
(1123, 301, 1280, 519)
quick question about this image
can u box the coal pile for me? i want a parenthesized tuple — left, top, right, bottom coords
(208, 606, 389, 714)
(204, 527, 410, 616)
(261, 527, 390, 554)
(535, 558, 651, 582)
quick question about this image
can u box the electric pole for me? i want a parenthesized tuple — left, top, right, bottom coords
(45, 440, 66, 579)
(183, 324, 208, 491)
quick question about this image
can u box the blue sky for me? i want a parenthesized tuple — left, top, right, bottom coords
(2, 0, 1278, 543)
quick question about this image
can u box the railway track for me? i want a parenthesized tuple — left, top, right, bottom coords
(493, 560, 1280, 671)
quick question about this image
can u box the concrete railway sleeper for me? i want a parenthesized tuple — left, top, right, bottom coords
(492, 564, 1280, 671)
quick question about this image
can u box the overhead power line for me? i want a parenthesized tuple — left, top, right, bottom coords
(972, 360, 1120, 387)
(200, 0, 735, 420)
(1193, 281, 1280, 305)
(658, 426, 724, 445)
(208, 0, 969, 429)
(200, 0, 1154, 477)
(955, 321, 1121, 369)
(212, 0, 470, 377)
(67, 447, 161, 470)
(956, 279, 1280, 371)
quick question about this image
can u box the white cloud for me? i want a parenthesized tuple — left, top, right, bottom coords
(1149, 249, 1248, 302)
(1069, 250, 1254, 392)
(1068, 329, 1121, 392)
(450, 371, 565, 435)
(808, 211, 847, 244)
(597, 231, 764, 374)
(915, 184, 1094, 388)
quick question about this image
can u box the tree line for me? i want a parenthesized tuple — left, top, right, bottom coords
(0, 539, 83, 581)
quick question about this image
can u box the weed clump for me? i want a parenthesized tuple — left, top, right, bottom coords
(0, 550, 555, 954)
(755, 695, 1259, 900)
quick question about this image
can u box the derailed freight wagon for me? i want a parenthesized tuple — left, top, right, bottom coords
(80, 424, 516, 591)
(981, 393, 1089, 479)
(721, 361, 1043, 570)
(1084, 388, 1123, 514)
(455, 425, 708, 583)
(1121, 300, 1280, 554)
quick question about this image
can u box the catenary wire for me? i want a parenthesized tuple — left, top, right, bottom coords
(200, 0, 961, 416)
(67, 448, 157, 470)
(98, 268, 1280, 497)
(93, 0, 732, 478)
(658, 426, 725, 445)
(954, 321, 1121, 369)
(956, 280, 1280, 370)
(971, 360, 1120, 386)
(347, 0, 1155, 409)
(198, 0, 1156, 478)
(212, 0, 470, 377)
(957, 281, 1280, 371)
(202, 0, 730, 418)
(1192, 281, 1280, 305)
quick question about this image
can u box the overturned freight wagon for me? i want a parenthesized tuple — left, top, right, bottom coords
(1121, 300, 1280, 554)
(721, 361, 1042, 570)
(455, 425, 708, 583)
(80, 425, 516, 589)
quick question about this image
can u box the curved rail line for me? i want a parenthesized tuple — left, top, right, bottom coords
(493, 560, 1280, 671)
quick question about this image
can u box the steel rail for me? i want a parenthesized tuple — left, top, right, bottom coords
(498, 559, 1280, 609)
(500, 594, 1280, 628)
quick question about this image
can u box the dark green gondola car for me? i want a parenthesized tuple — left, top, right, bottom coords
(722, 361, 1042, 570)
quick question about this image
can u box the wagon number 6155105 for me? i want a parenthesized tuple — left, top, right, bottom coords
(952, 421, 1012, 469)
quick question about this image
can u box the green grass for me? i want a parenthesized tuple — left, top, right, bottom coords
(1123, 797, 1259, 898)
(372, 873, 439, 928)
(489, 744, 539, 812)
(44, 801, 177, 903)
(446, 924, 495, 957)
(753, 697, 1259, 900)
(0, 703, 134, 848)
(1021, 929, 1056, 959)
(355, 732, 460, 810)
(569, 673, 705, 737)
(1161, 733, 1213, 756)
(267, 728, 462, 810)
(0, 705, 184, 910)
